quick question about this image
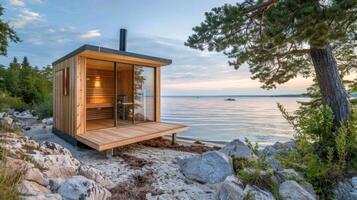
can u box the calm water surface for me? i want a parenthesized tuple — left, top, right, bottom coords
(161, 96, 307, 146)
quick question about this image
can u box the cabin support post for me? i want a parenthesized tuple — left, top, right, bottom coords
(106, 148, 113, 158)
(171, 133, 176, 145)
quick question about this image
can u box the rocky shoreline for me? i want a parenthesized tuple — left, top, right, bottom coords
(0, 110, 357, 200)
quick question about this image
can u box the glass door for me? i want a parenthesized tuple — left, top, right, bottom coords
(115, 63, 134, 126)
(133, 66, 155, 123)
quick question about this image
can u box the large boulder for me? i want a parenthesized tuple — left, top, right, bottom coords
(259, 141, 295, 157)
(79, 166, 114, 189)
(275, 169, 304, 183)
(243, 185, 276, 200)
(4, 157, 49, 187)
(4, 157, 33, 176)
(20, 193, 62, 200)
(0, 132, 40, 156)
(334, 179, 353, 200)
(29, 141, 80, 179)
(24, 167, 49, 187)
(13, 110, 38, 126)
(279, 180, 316, 200)
(29, 154, 80, 179)
(265, 155, 282, 171)
(49, 178, 66, 192)
(351, 177, 357, 199)
(275, 169, 316, 197)
(220, 139, 256, 159)
(178, 151, 234, 184)
(1, 116, 14, 129)
(0, 111, 6, 119)
(217, 175, 244, 200)
(17, 180, 51, 196)
(39, 141, 72, 156)
(58, 176, 111, 200)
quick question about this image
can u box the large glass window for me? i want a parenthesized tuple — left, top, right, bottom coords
(116, 63, 134, 126)
(134, 66, 155, 123)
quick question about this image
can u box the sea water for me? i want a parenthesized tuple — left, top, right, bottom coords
(161, 96, 307, 147)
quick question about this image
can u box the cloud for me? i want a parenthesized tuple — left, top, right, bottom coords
(26, 0, 43, 5)
(10, 9, 41, 28)
(8, 0, 25, 7)
(79, 30, 101, 39)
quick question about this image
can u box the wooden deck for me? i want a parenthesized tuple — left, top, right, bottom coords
(77, 122, 188, 151)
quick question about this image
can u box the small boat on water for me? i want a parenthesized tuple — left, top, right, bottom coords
(224, 98, 236, 101)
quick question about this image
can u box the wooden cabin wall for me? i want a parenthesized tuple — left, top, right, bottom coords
(53, 56, 77, 137)
(75, 56, 86, 135)
(155, 67, 161, 122)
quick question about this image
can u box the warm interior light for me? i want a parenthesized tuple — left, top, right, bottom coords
(94, 76, 101, 88)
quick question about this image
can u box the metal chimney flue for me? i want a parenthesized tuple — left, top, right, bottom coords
(119, 29, 127, 51)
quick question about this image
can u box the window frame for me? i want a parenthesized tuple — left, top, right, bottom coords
(63, 67, 70, 96)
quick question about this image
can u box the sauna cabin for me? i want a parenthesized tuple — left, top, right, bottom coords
(52, 29, 187, 151)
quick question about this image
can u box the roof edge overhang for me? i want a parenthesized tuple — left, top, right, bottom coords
(52, 44, 172, 66)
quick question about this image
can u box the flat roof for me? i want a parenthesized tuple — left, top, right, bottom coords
(52, 44, 172, 66)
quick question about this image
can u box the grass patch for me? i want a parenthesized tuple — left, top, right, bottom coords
(238, 170, 281, 200)
(0, 150, 22, 200)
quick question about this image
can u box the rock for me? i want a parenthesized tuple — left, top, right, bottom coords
(275, 168, 304, 183)
(217, 175, 244, 200)
(29, 154, 80, 179)
(243, 185, 276, 200)
(24, 167, 49, 187)
(17, 180, 51, 196)
(259, 141, 295, 157)
(220, 139, 256, 159)
(79, 166, 114, 189)
(4, 157, 33, 176)
(20, 193, 62, 200)
(58, 176, 111, 200)
(275, 169, 316, 197)
(42, 117, 53, 125)
(25, 142, 79, 180)
(13, 110, 38, 126)
(178, 151, 234, 184)
(157, 194, 174, 200)
(1, 116, 14, 128)
(49, 178, 65, 192)
(351, 177, 357, 198)
(279, 180, 316, 200)
(0, 112, 6, 119)
(0, 133, 41, 156)
(266, 155, 282, 171)
(334, 179, 354, 200)
(39, 141, 72, 156)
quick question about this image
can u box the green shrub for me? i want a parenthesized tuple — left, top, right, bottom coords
(33, 94, 52, 119)
(278, 104, 357, 199)
(238, 169, 280, 199)
(0, 90, 29, 112)
(234, 139, 279, 198)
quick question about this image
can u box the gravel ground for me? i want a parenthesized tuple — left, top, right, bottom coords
(24, 124, 217, 200)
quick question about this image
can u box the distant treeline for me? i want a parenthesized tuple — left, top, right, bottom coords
(0, 57, 52, 118)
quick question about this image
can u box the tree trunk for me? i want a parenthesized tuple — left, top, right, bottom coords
(310, 46, 352, 127)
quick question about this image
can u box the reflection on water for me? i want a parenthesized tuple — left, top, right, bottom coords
(161, 96, 307, 147)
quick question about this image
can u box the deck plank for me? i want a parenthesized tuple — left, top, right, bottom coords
(77, 122, 188, 151)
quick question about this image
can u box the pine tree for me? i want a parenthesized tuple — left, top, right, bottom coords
(186, 0, 356, 127)
(0, 4, 20, 56)
(5, 57, 21, 97)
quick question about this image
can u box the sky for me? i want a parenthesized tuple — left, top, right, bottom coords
(0, 0, 314, 96)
